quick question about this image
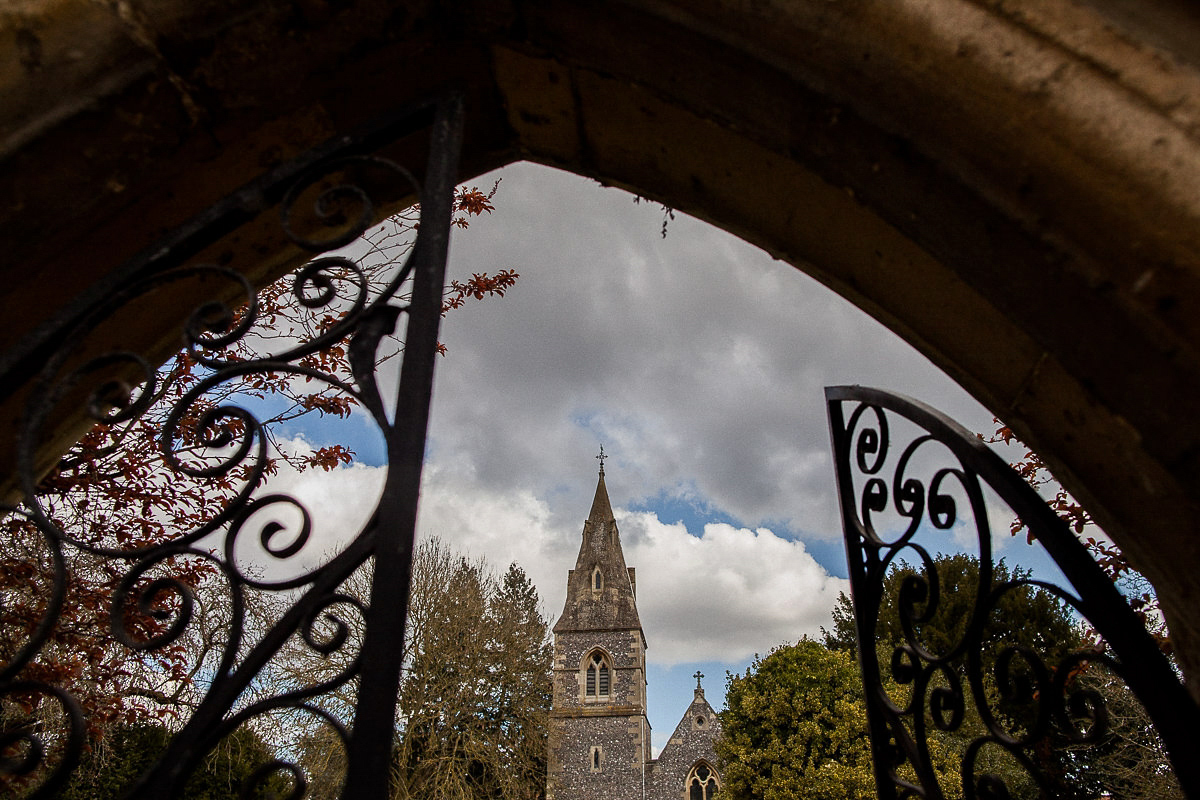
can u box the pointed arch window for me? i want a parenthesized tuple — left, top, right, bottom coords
(590, 745, 603, 772)
(592, 566, 603, 591)
(687, 762, 719, 800)
(584, 650, 611, 700)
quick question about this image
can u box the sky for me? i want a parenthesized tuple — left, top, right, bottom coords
(261, 160, 1061, 753)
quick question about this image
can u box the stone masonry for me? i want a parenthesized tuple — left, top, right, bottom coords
(547, 465, 721, 800)
(646, 684, 722, 800)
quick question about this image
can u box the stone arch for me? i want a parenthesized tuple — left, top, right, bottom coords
(4, 0, 1200, 694)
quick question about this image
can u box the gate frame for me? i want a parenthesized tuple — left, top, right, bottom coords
(827, 385, 1200, 799)
(2, 93, 464, 799)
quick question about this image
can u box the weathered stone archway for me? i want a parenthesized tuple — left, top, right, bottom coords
(4, 0, 1200, 693)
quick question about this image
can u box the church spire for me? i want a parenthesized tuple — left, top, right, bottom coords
(547, 452, 652, 800)
(588, 454, 615, 525)
(553, 454, 643, 634)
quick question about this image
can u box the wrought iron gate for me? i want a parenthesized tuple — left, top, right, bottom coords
(1, 95, 464, 798)
(826, 386, 1200, 800)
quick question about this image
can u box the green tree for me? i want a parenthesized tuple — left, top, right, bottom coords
(391, 553, 550, 800)
(485, 564, 553, 800)
(821, 553, 1184, 799)
(823, 553, 1081, 673)
(823, 552, 1082, 747)
(717, 640, 957, 800)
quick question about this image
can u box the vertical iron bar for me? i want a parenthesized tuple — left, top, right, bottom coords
(341, 94, 463, 799)
(826, 398, 906, 800)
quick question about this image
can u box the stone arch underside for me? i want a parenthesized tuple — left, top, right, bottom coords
(3, 0, 1200, 693)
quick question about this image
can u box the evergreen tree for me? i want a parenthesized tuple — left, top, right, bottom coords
(390, 553, 551, 800)
(276, 539, 551, 800)
(486, 564, 553, 800)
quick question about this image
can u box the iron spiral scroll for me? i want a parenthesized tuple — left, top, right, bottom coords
(825, 386, 1200, 800)
(0, 96, 464, 798)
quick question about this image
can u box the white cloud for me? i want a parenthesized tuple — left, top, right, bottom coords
(236, 450, 847, 668)
(219, 435, 386, 582)
(623, 515, 848, 666)
(431, 162, 997, 547)
(417, 457, 847, 667)
(415, 457, 573, 621)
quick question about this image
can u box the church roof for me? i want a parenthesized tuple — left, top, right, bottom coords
(553, 467, 644, 634)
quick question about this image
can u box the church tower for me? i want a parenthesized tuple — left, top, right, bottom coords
(547, 457, 652, 800)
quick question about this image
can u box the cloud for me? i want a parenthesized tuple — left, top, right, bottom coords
(622, 515, 848, 666)
(433, 162, 997, 546)
(224, 161, 1022, 727)
(220, 435, 387, 582)
(240, 448, 846, 667)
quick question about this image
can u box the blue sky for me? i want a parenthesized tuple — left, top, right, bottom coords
(259, 161, 1081, 753)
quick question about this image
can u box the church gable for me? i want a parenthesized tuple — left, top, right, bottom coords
(648, 677, 724, 800)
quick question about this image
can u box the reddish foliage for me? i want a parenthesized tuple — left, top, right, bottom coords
(442, 271, 520, 313)
(983, 419, 1171, 656)
(1, 186, 518, 769)
(453, 185, 497, 223)
(307, 445, 355, 471)
(300, 394, 355, 418)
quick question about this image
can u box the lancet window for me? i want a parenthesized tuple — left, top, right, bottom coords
(584, 650, 611, 700)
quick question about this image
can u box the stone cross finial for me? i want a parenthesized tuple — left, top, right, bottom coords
(694, 670, 704, 689)
(596, 445, 607, 476)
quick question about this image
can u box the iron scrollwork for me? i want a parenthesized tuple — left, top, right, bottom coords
(825, 386, 1200, 800)
(1, 96, 464, 797)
